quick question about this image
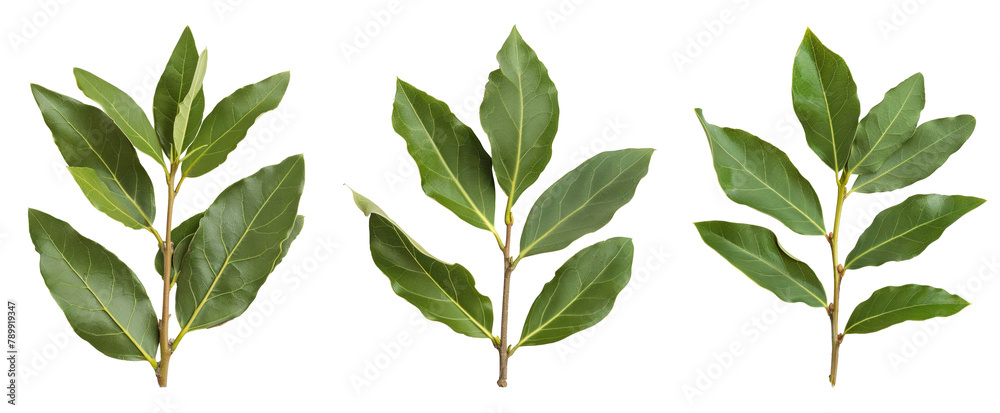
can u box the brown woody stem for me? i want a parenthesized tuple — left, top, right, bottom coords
(828, 172, 848, 386)
(155, 163, 179, 387)
(497, 218, 513, 387)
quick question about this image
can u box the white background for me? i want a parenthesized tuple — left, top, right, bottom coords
(1, 0, 997, 411)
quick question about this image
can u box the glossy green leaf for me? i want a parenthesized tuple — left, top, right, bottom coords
(154, 212, 204, 282)
(480, 26, 559, 207)
(696, 109, 826, 236)
(153, 26, 205, 155)
(177, 155, 305, 333)
(182, 72, 290, 177)
(851, 115, 976, 194)
(518, 149, 652, 260)
(173, 49, 208, 155)
(391, 79, 496, 233)
(159, 214, 302, 287)
(31, 84, 156, 229)
(67, 167, 145, 230)
(695, 220, 827, 308)
(352, 189, 495, 339)
(276, 215, 305, 267)
(845, 194, 984, 269)
(27, 209, 158, 366)
(167, 235, 193, 285)
(73, 68, 164, 167)
(844, 284, 968, 334)
(791, 29, 860, 171)
(516, 237, 632, 348)
(848, 73, 924, 175)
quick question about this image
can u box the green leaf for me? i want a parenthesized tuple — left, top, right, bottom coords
(844, 284, 968, 334)
(518, 149, 652, 260)
(695, 221, 827, 308)
(848, 73, 924, 175)
(154, 212, 204, 283)
(696, 109, 826, 236)
(67, 167, 145, 230)
(791, 29, 860, 171)
(27, 209, 159, 366)
(391, 79, 497, 234)
(276, 215, 305, 267)
(851, 115, 976, 194)
(160, 213, 305, 285)
(73, 68, 164, 167)
(516, 237, 633, 348)
(153, 26, 205, 155)
(182, 72, 290, 177)
(31, 84, 156, 230)
(351, 188, 495, 340)
(167, 235, 193, 285)
(480, 26, 559, 208)
(845, 194, 984, 269)
(172, 49, 208, 156)
(176, 155, 305, 334)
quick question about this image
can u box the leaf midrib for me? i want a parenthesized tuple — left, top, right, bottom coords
(70, 168, 144, 229)
(846, 204, 971, 268)
(31, 213, 156, 367)
(845, 301, 962, 334)
(851, 118, 973, 194)
(44, 95, 155, 229)
(181, 157, 300, 331)
(399, 85, 497, 234)
(848, 80, 918, 175)
(700, 119, 825, 235)
(184, 78, 283, 175)
(507, 38, 525, 206)
(518, 243, 626, 346)
(810, 37, 842, 170)
(710, 230, 826, 307)
(77, 74, 161, 165)
(388, 222, 493, 339)
(518, 157, 638, 259)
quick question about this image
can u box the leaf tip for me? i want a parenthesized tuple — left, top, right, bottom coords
(508, 25, 521, 38)
(394, 77, 412, 92)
